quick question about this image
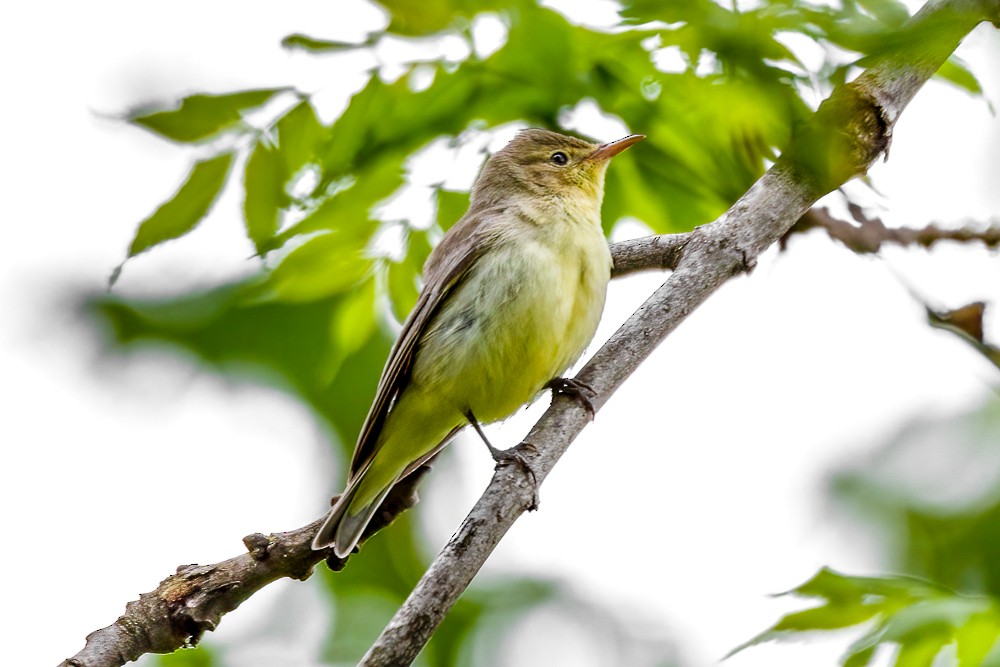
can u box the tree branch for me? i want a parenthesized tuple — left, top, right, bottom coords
(609, 232, 692, 277)
(59, 466, 433, 667)
(784, 205, 1000, 253)
(358, 0, 998, 664)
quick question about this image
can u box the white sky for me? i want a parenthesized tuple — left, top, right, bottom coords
(3, 2, 999, 667)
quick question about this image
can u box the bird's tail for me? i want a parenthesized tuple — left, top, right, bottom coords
(311, 469, 396, 557)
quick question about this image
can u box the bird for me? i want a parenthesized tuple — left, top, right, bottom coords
(312, 128, 644, 557)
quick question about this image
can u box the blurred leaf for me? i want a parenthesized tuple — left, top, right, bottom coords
(90, 278, 392, 434)
(243, 141, 286, 253)
(243, 100, 327, 255)
(275, 152, 406, 250)
(127, 153, 234, 258)
(927, 302, 1000, 371)
(737, 568, 1000, 667)
(256, 233, 372, 303)
(387, 258, 420, 323)
(831, 397, 1000, 596)
(281, 33, 367, 52)
(277, 100, 325, 177)
(158, 645, 217, 667)
(317, 71, 475, 182)
(377, 0, 458, 35)
(936, 57, 985, 96)
(855, 0, 911, 27)
(315, 275, 378, 386)
(435, 188, 469, 232)
(956, 613, 1000, 666)
(129, 88, 288, 143)
(374, 0, 512, 35)
(387, 229, 433, 322)
(333, 276, 377, 356)
(844, 646, 878, 667)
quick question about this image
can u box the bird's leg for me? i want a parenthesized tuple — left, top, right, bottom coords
(547, 377, 597, 419)
(465, 410, 504, 460)
(465, 410, 539, 510)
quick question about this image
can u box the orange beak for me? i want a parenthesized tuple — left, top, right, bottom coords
(587, 134, 645, 161)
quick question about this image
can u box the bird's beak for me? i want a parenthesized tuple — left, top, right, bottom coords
(586, 134, 645, 161)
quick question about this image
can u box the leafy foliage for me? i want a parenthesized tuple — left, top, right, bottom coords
(733, 395, 1000, 665)
(735, 568, 1000, 666)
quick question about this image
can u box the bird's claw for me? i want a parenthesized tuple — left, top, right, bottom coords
(547, 377, 597, 419)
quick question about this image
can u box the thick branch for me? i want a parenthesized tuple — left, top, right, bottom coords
(359, 1, 996, 664)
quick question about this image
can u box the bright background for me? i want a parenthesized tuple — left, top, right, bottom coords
(4, 1, 999, 666)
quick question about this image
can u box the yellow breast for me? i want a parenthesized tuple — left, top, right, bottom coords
(414, 208, 611, 423)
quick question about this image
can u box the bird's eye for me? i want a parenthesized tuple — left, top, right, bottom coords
(550, 151, 569, 166)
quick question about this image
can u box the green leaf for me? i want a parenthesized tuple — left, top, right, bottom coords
(855, 0, 910, 27)
(281, 33, 367, 52)
(242, 101, 327, 255)
(936, 57, 984, 96)
(387, 258, 419, 323)
(276, 100, 325, 177)
(128, 153, 234, 258)
(158, 645, 217, 667)
(258, 232, 372, 302)
(790, 567, 885, 602)
(772, 602, 881, 632)
(332, 277, 377, 356)
(736, 568, 1000, 667)
(243, 141, 286, 253)
(129, 88, 288, 143)
(956, 612, 1000, 666)
(374, 0, 500, 35)
(894, 634, 951, 667)
(276, 152, 406, 249)
(387, 228, 432, 322)
(316, 277, 378, 385)
(844, 645, 878, 667)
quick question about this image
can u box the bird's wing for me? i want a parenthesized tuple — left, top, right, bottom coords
(347, 208, 496, 478)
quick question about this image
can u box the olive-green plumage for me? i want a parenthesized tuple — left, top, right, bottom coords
(312, 129, 644, 557)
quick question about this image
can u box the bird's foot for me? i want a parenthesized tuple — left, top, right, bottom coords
(466, 410, 540, 510)
(547, 377, 597, 420)
(490, 441, 540, 511)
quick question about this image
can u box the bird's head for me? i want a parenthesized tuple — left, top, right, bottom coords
(471, 129, 644, 210)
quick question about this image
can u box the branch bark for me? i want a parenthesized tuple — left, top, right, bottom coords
(61, 0, 998, 664)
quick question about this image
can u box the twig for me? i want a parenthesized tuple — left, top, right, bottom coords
(784, 206, 1000, 252)
(610, 232, 692, 277)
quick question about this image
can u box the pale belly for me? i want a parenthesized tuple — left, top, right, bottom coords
(412, 224, 611, 424)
